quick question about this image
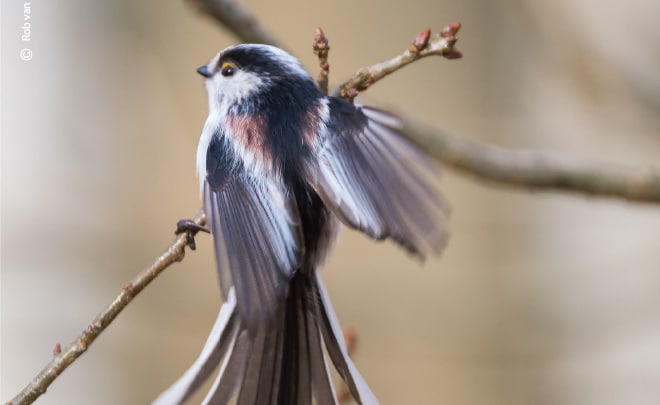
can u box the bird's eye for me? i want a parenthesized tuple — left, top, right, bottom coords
(220, 62, 236, 77)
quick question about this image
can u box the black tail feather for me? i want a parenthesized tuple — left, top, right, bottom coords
(153, 274, 377, 405)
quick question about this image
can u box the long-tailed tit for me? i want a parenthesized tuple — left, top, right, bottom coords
(155, 44, 449, 405)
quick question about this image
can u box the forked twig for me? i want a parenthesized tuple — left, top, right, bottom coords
(6, 212, 206, 405)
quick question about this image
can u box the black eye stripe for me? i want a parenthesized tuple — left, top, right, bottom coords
(219, 48, 289, 77)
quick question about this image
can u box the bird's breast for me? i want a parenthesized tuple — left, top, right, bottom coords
(224, 113, 274, 172)
(225, 114, 267, 150)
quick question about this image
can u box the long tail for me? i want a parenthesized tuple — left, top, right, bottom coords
(153, 272, 377, 405)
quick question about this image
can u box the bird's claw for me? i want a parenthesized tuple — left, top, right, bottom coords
(175, 219, 210, 250)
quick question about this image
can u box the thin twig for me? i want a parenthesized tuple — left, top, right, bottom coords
(337, 24, 462, 102)
(6, 211, 207, 405)
(313, 27, 330, 96)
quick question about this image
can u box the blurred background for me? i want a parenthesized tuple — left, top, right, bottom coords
(3, 0, 660, 404)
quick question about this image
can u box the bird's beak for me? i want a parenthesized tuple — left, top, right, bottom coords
(197, 65, 211, 78)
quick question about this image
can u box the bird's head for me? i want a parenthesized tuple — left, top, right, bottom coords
(197, 44, 318, 116)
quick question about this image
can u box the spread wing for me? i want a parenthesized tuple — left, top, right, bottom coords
(307, 98, 450, 257)
(204, 135, 303, 332)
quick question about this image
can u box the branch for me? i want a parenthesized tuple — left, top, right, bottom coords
(188, 0, 280, 46)
(313, 27, 330, 96)
(6, 211, 207, 405)
(400, 118, 660, 202)
(337, 24, 462, 102)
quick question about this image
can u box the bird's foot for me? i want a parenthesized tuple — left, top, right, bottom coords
(175, 219, 210, 250)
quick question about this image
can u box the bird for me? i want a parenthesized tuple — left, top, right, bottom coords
(154, 43, 449, 405)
